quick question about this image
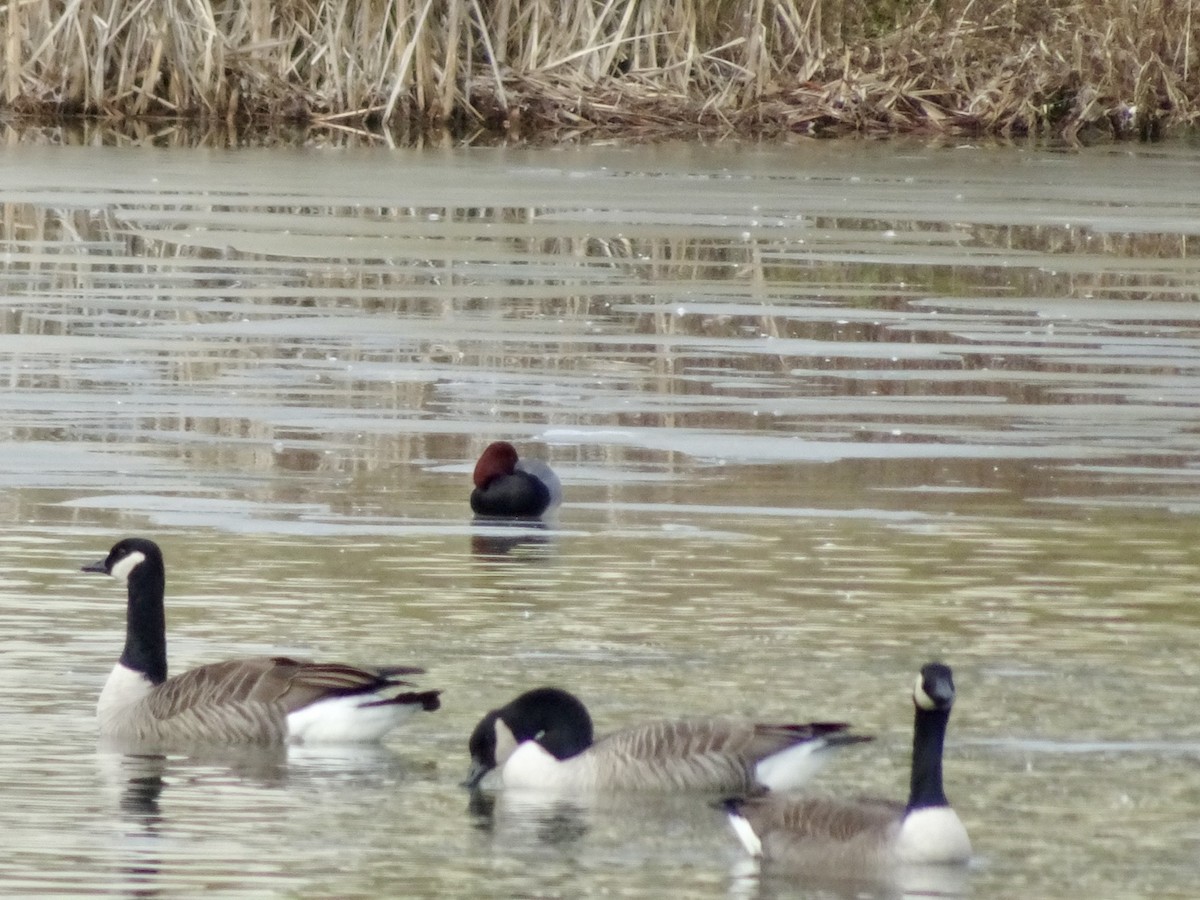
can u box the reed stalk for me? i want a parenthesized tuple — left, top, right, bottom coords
(0, 0, 1195, 140)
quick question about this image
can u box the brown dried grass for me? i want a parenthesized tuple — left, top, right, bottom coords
(1, 0, 1196, 140)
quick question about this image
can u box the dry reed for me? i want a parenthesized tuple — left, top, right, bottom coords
(1, 0, 1196, 140)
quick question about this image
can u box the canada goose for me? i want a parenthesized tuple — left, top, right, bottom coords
(470, 441, 562, 518)
(464, 686, 869, 792)
(723, 662, 971, 869)
(83, 537, 441, 745)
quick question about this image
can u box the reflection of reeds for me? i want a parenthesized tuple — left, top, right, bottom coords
(3, 201, 1199, 321)
(3, 190, 1200, 489)
(2, 1, 1195, 139)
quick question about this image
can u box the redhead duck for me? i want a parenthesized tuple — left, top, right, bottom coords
(470, 441, 562, 518)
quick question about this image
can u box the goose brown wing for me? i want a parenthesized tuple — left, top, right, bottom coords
(143, 657, 411, 720)
(603, 719, 849, 762)
(595, 719, 847, 791)
(745, 794, 904, 842)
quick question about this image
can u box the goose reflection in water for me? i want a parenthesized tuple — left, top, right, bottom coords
(102, 745, 290, 835)
(468, 788, 590, 848)
(103, 751, 170, 900)
(105, 740, 409, 795)
(727, 856, 971, 900)
(117, 754, 167, 821)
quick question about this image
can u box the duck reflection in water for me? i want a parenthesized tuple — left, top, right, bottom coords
(470, 519, 556, 559)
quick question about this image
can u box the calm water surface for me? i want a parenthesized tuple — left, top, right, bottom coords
(2, 139, 1200, 897)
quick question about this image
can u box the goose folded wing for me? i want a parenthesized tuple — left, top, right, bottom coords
(608, 719, 850, 759)
(592, 719, 803, 790)
(755, 795, 905, 841)
(141, 657, 409, 720)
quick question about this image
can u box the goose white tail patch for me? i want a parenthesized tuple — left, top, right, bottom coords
(726, 808, 763, 857)
(109, 550, 147, 584)
(754, 739, 830, 791)
(287, 694, 422, 743)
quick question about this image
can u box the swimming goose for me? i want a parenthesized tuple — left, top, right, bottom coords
(723, 662, 971, 869)
(470, 441, 562, 518)
(464, 686, 869, 793)
(83, 537, 441, 745)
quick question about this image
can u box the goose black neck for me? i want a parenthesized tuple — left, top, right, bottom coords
(120, 554, 168, 684)
(907, 704, 950, 811)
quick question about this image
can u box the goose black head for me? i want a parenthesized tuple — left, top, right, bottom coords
(913, 662, 955, 712)
(462, 686, 594, 788)
(83, 537, 164, 583)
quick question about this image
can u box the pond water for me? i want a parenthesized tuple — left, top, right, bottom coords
(1, 137, 1200, 898)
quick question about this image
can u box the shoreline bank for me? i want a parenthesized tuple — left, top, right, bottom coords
(2, 0, 1196, 143)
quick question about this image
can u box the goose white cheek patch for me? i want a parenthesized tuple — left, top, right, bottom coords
(754, 739, 829, 792)
(109, 551, 147, 584)
(494, 719, 519, 767)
